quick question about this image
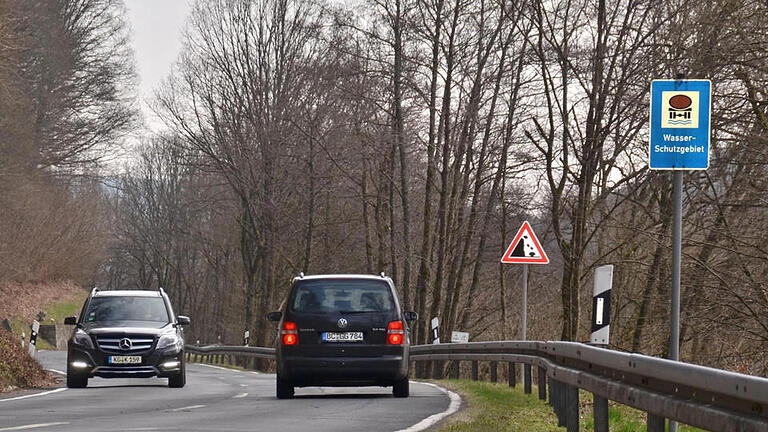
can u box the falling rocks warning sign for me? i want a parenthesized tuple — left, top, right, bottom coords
(500, 221, 549, 264)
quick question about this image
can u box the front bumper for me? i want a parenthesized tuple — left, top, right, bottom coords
(68, 345, 184, 378)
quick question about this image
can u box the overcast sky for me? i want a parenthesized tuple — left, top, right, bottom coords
(125, 0, 194, 131)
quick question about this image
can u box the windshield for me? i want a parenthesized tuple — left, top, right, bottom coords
(291, 280, 395, 313)
(84, 296, 170, 323)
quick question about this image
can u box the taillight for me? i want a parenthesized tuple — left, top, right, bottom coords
(387, 320, 404, 345)
(282, 321, 298, 345)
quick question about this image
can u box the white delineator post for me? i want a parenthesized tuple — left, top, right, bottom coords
(431, 317, 440, 344)
(29, 320, 40, 356)
(590, 265, 613, 345)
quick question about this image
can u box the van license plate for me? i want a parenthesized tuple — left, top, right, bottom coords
(109, 356, 142, 364)
(323, 332, 363, 342)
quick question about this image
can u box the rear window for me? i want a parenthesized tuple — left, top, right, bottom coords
(291, 280, 395, 313)
(84, 296, 170, 323)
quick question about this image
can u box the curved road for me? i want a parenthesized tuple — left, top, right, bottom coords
(0, 351, 456, 432)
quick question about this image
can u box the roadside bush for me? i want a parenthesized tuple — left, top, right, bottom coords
(0, 331, 52, 391)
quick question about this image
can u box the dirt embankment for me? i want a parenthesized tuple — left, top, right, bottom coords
(0, 280, 84, 321)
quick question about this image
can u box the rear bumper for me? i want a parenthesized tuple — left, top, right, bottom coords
(279, 355, 408, 386)
(68, 345, 184, 378)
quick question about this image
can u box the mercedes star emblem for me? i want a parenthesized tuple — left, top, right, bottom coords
(119, 338, 133, 350)
(337, 318, 348, 329)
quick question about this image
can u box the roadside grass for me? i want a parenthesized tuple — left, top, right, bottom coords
(44, 299, 84, 322)
(432, 379, 706, 432)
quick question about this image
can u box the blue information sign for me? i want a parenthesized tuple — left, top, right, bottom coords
(649, 79, 711, 170)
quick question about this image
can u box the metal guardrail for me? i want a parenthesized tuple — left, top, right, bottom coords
(185, 341, 768, 432)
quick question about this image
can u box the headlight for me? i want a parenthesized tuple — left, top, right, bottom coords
(157, 333, 182, 350)
(73, 329, 94, 349)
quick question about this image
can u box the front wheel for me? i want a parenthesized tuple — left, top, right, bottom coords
(276, 374, 294, 399)
(168, 360, 186, 388)
(66, 364, 88, 388)
(393, 377, 409, 398)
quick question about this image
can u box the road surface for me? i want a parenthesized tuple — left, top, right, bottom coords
(0, 351, 457, 432)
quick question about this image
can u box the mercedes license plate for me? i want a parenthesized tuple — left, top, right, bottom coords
(322, 332, 363, 342)
(109, 355, 142, 364)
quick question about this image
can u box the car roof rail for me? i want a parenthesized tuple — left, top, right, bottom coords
(90, 286, 99, 297)
(380, 272, 386, 278)
(298, 272, 304, 278)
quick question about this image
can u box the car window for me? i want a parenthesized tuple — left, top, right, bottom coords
(291, 280, 395, 313)
(84, 296, 170, 323)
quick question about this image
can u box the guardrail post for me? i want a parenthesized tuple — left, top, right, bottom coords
(537, 366, 546, 400)
(451, 361, 460, 379)
(508, 362, 516, 387)
(490, 362, 497, 382)
(552, 380, 565, 426)
(647, 414, 665, 432)
(565, 384, 579, 432)
(524, 364, 532, 394)
(593, 393, 609, 432)
(472, 360, 478, 381)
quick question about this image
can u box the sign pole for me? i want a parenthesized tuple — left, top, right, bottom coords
(522, 264, 528, 341)
(670, 171, 682, 362)
(668, 170, 684, 432)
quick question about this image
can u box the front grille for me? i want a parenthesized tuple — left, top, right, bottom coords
(93, 366, 158, 377)
(96, 334, 155, 354)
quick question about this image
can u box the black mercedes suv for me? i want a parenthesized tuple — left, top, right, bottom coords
(267, 274, 417, 399)
(63, 288, 190, 388)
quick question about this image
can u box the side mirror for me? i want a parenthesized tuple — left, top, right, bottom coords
(266, 311, 282, 322)
(403, 311, 418, 322)
(64, 316, 77, 325)
(176, 315, 191, 326)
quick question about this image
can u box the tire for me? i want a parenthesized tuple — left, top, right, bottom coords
(276, 374, 294, 399)
(393, 377, 409, 398)
(66, 368, 88, 388)
(169, 360, 186, 388)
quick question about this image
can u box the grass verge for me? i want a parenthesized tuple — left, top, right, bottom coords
(432, 379, 706, 432)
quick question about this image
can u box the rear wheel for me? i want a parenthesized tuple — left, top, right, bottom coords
(276, 374, 294, 399)
(393, 377, 409, 398)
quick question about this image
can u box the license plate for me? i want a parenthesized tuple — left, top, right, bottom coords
(109, 355, 142, 364)
(322, 332, 363, 342)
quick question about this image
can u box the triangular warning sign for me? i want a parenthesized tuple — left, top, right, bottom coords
(501, 221, 549, 264)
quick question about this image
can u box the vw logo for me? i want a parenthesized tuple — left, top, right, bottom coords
(119, 338, 133, 350)
(337, 318, 348, 329)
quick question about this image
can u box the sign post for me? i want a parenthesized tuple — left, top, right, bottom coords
(501, 221, 549, 341)
(649, 78, 711, 432)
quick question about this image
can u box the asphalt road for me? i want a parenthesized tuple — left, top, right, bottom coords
(0, 351, 456, 432)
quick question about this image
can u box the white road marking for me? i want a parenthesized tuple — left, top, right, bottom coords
(195, 363, 236, 372)
(44, 369, 66, 376)
(239, 384, 248, 387)
(166, 404, 206, 412)
(394, 382, 462, 432)
(0, 422, 69, 431)
(0, 388, 67, 403)
(233, 392, 248, 398)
